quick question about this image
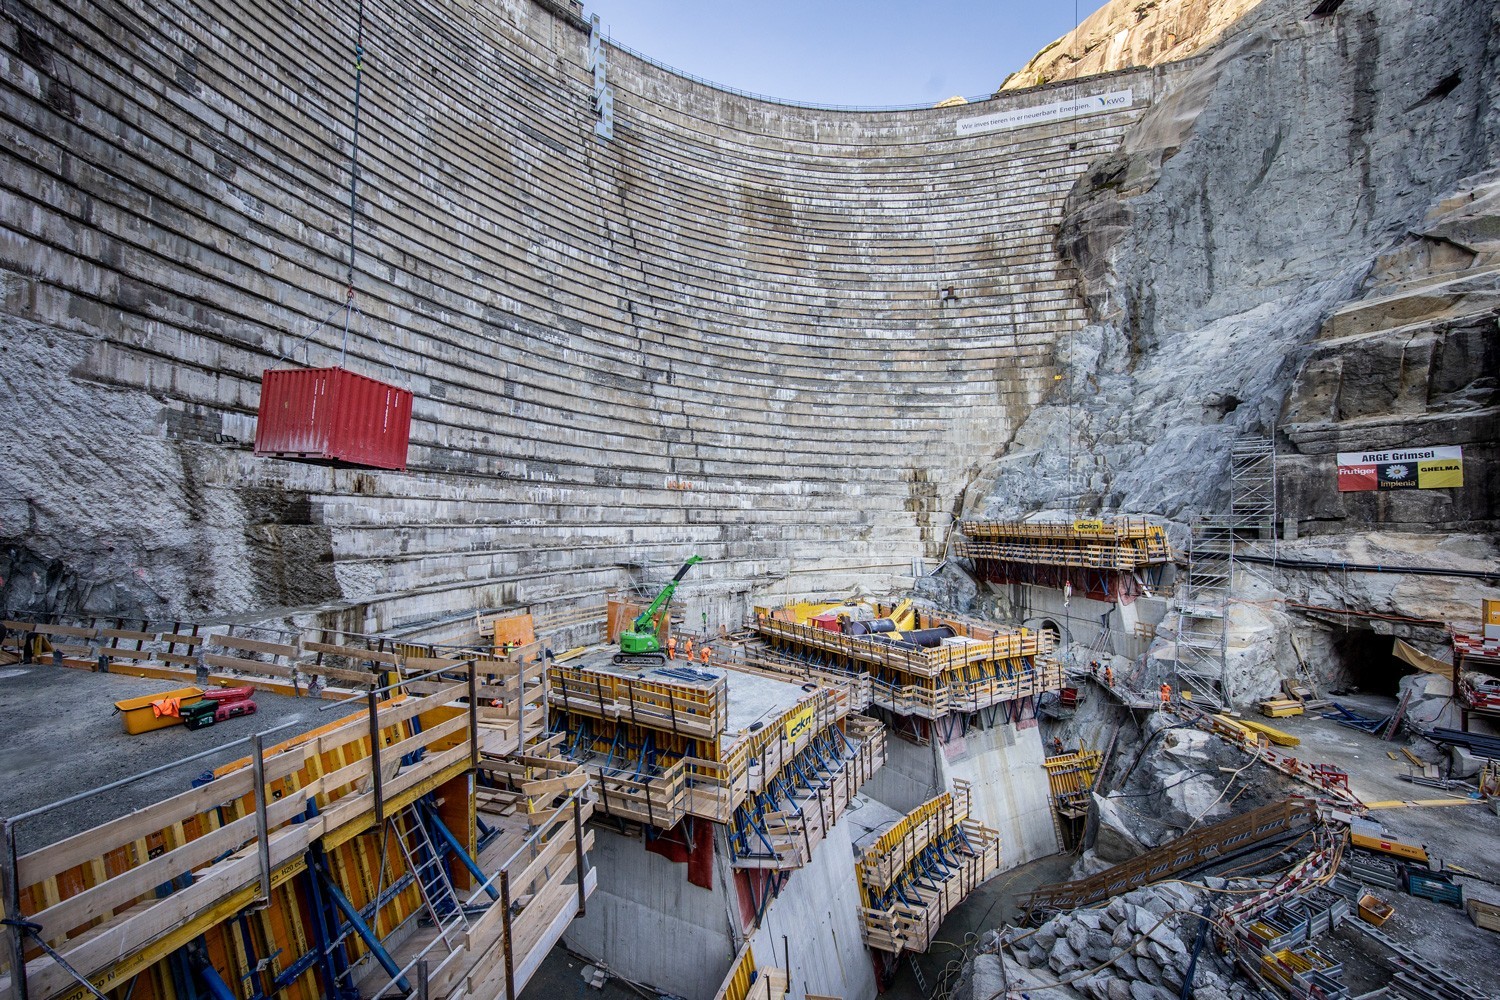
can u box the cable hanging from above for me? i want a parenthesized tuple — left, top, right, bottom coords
(341, 0, 368, 366)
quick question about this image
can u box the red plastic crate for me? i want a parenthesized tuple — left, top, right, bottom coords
(254, 366, 412, 471)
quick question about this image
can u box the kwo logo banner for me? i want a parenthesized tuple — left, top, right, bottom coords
(1336, 446, 1464, 491)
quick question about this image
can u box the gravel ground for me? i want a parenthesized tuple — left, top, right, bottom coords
(0, 663, 338, 852)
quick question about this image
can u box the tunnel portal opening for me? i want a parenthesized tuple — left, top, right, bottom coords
(1326, 627, 1414, 697)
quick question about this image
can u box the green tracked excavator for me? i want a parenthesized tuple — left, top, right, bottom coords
(613, 555, 702, 667)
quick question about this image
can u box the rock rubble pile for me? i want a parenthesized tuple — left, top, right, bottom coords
(959, 882, 1241, 1000)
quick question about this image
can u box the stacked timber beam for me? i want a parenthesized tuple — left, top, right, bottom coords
(856, 782, 1002, 955)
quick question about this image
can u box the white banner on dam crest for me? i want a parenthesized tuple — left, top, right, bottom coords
(956, 89, 1133, 137)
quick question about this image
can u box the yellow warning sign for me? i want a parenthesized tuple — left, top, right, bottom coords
(1416, 459, 1463, 489)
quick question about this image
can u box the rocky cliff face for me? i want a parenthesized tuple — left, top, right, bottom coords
(973, 0, 1498, 531)
(968, 0, 1500, 698)
(999, 0, 1277, 92)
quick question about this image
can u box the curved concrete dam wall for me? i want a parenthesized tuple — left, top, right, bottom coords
(0, 0, 1178, 627)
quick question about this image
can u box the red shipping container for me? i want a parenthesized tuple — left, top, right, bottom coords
(811, 613, 842, 633)
(254, 366, 412, 471)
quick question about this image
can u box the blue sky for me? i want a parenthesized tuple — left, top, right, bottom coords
(584, 1, 1113, 108)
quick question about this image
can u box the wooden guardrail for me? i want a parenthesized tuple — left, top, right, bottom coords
(547, 663, 729, 740)
(956, 517, 1173, 570)
(1020, 797, 1321, 916)
(857, 784, 971, 893)
(729, 717, 887, 871)
(426, 788, 596, 1000)
(963, 516, 1169, 544)
(752, 615, 1053, 680)
(0, 615, 547, 695)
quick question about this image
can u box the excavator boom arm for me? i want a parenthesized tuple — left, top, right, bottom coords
(631, 555, 702, 633)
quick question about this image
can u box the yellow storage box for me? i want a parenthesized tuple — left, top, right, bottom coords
(115, 687, 205, 734)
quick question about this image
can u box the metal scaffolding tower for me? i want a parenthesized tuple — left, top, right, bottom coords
(1173, 436, 1276, 709)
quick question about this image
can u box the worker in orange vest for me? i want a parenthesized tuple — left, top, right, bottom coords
(699, 645, 712, 666)
(1103, 666, 1113, 688)
(681, 637, 693, 661)
(1160, 682, 1173, 709)
(666, 635, 677, 660)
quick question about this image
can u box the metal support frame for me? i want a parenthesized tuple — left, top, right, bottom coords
(367, 690, 385, 824)
(1174, 435, 1277, 710)
(2, 819, 27, 1000)
(466, 660, 479, 771)
(250, 735, 272, 909)
(572, 799, 587, 917)
(313, 859, 410, 995)
(498, 871, 515, 1000)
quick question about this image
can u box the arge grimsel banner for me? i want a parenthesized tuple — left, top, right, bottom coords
(1336, 446, 1464, 491)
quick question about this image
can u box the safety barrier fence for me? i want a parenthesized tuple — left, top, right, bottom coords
(865, 662, 1064, 718)
(734, 648, 875, 711)
(963, 516, 1170, 544)
(729, 717, 886, 870)
(856, 784, 1001, 955)
(417, 788, 595, 1000)
(547, 665, 728, 741)
(954, 538, 1168, 571)
(0, 615, 549, 710)
(550, 673, 882, 830)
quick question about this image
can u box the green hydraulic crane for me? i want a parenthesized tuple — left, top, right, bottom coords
(614, 555, 702, 666)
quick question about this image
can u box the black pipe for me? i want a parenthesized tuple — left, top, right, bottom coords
(902, 627, 956, 648)
(1235, 553, 1499, 582)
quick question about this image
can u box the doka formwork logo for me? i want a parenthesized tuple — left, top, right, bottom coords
(1336, 446, 1464, 492)
(955, 89, 1134, 137)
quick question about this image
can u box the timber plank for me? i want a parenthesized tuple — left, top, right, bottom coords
(206, 633, 300, 658)
(19, 750, 305, 886)
(303, 641, 402, 664)
(203, 653, 297, 678)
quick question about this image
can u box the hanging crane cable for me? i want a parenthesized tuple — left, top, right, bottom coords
(340, 0, 368, 366)
(1064, 0, 1082, 512)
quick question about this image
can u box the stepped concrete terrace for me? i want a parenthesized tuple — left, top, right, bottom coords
(1, 0, 1196, 632)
